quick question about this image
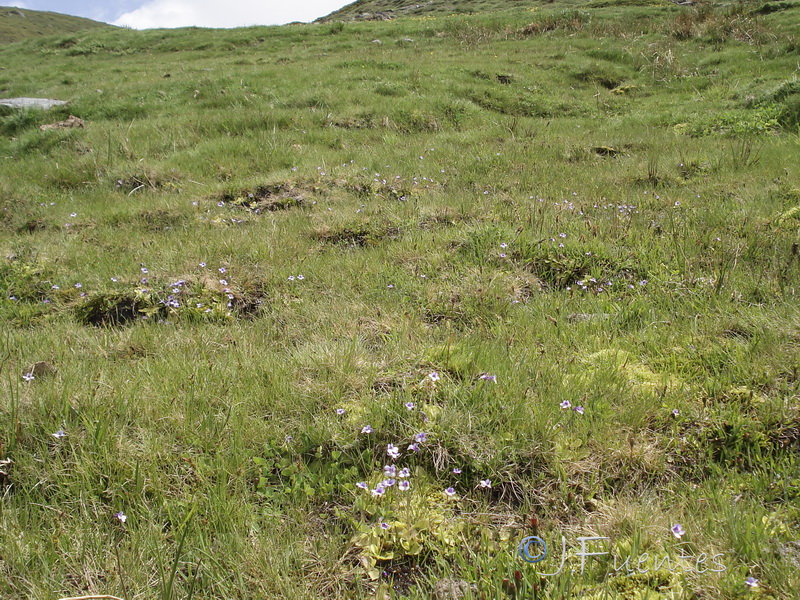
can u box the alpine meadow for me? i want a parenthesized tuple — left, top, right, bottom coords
(0, 0, 799, 598)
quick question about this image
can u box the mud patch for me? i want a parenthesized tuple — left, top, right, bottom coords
(135, 209, 188, 232)
(217, 183, 305, 213)
(39, 115, 85, 131)
(75, 292, 148, 326)
(18, 218, 50, 233)
(312, 221, 401, 248)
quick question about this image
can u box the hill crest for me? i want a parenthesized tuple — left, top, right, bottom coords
(0, 6, 110, 44)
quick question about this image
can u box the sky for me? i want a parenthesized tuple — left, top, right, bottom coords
(7, 0, 353, 28)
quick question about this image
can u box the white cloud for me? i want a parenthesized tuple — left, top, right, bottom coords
(113, 0, 349, 29)
(12, 1, 30, 8)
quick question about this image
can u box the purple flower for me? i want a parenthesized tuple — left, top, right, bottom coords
(361, 425, 373, 434)
(199, 262, 206, 268)
(399, 480, 410, 491)
(453, 467, 462, 474)
(22, 373, 35, 382)
(113, 511, 127, 524)
(336, 408, 345, 415)
(479, 479, 492, 488)
(414, 432, 427, 443)
(428, 371, 440, 382)
(383, 465, 397, 476)
(744, 577, 759, 588)
(52, 429, 66, 439)
(407, 443, 420, 452)
(479, 373, 497, 383)
(574, 406, 585, 415)
(74, 283, 82, 289)
(444, 487, 456, 497)
(381, 479, 396, 488)
(405, 402, 415, 411)
(380, 522, 390, 530)
(672, 409, 679, 417)
(219, 267, 227, 274)
(560, 400, 571, 410)
(387, 444, 400, 459)
(356, 482, 368, 490)
(671, 524, 685, 539)
(141, 268, 148, 274)
(500, 243, 508, 249)
(398, 467, 410, 478)
(371, 485, 386, 497)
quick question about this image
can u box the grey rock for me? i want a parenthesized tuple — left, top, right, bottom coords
(0, 97, 68, 110)
(777, 541, 800, 568)
(432, 578, 476, 600)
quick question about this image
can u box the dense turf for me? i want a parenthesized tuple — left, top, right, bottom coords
(1, 1, 799, 598)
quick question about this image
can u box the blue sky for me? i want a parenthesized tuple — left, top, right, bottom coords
(8, 1, 353, 28)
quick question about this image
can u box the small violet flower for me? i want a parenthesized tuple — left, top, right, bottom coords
(387, 444, 400, 460)
(52, 429, 66, 439)
(453, 467, 462, 474)
(405, 402, 415, 411)
(574, 406, 585, 415)
(361, 425, 373, 434)
(113, 511, 127, 524)
(444, 487, 456, 497)
(356, 482, 368, 490)
(671, 524, 686, 539)
(744, 577, 759, 588)
(560, 400, 571, 410)
(399, 480, 410, 491)
(479, 479, 492, 488)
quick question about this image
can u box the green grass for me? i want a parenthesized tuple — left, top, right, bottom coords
(1, 2, 799, 599)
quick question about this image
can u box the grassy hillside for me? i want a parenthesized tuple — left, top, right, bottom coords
(1, 2, 799, 599)
(319, 0, 670, 21)
(0, 6, 109, 44)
